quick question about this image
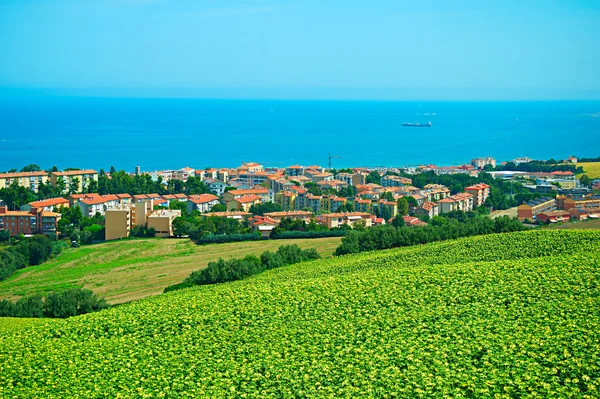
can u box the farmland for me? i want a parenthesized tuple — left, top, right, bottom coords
(1, 230, 599, 398)
(577, 161, 600, 179)
(0, 237, 341, 304)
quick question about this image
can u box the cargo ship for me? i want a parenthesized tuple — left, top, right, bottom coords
(402, 122, 432, 127)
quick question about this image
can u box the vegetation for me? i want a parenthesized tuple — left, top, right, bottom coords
(0, 235, 68, 282)
(495, 159, 583, 174)
(165, 244, 320, 291)
(577, 162, 600, 179)
(0, 288, 108, 319)
(0, 230, 598, 397)
(335, 213, 526, 255)
(0, 237, 342, 304)
(248, 201, 282, 215)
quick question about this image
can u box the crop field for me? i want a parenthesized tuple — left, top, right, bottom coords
(0, 237, 341, 304)
(546, 218, 600, 230)
(577, 162, 600, 179)
(0, 317, 54, 333)
(1, 230, 599, 398)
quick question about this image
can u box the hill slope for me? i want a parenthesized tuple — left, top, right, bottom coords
(1, 230, 599, 398)
(0, 236, 341, 304)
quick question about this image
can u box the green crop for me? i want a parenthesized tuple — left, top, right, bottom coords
(1, 230, 599, 398)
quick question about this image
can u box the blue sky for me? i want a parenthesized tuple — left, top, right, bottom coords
(0, 0, 599, 100)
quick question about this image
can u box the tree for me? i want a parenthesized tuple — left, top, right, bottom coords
(397, 197, 409, 216)
(20, 164, 42, 172)
(380, 191, 394, 202)
(391, 214, 405, 228)
(366, 171, 381, 185)
(405, 196, 418, 208)
(579, 174, 591, 187)
(249, 202, 282, 216)
(0, 181, 36, 210)
(210, 204, 227, 212)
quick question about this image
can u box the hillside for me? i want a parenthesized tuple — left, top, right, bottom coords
(1, 230, 599, 398)
(0, 237, 341, 304)
(576, 161, 600, 179)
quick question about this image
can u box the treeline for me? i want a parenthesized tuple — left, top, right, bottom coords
(335, 213, 526, 256)
(577, 156, 600, 163)
(0, 288, 108, 319)
(0, 235, 68, 282)
(495, 161, 583, 174)
(174, 215, 252, 241)
(165, 244, 321, 292)
(271, 230, 347, 240)
(195, 233, 261, 245)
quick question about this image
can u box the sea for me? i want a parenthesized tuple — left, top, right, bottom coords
(0, 97, 599, 172)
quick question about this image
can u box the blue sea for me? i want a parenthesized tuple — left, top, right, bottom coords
(0, 97, 599, 172)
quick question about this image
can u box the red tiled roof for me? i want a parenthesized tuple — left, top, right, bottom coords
(28, 197, 69, 207)
(52, 169, 98, 176)
(228, 189, 268, 195)
(188, 194, 219, 204)
(0, 171, 47, 178)
(234, 195, 263, 204)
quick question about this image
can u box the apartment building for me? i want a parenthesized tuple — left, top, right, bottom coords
(203, 211, 251, 221)
(237, 171, 269, 187)
(286, 165, 305, 177)
(226, 195, 263, 212)
(50, 170, 98, 193)
(464, 183, 490, 207)
(187, 194, 220, 213)
(318, 212, 373, 229)
(422, 184, 450, 202)
(311, 172, 334, 183)
(75, 194, 121, 217)
(305, 194, 323, 213)
(437, 193, 474, 214)
(470, 157, 496, 169)
(414, 202, 439, 219)
(238, 162, 264, 173)
(263, 211, 314, 223)
(557, 195, 600, 211)
(336, 172, 367, 187)
(317, 179, 348, 191)
(275, 191, 297, 211)
(0, 171, 49, 193)
(21, 197, 70, 212)
(377, 200, 398, 218)
(105, 200, 181, 240)
(248, 215, 278, 238)
(517, 197, 557, 221)
(223, 188, 271, 204)
(536, 210, 571, 224)
(0, 206, 60, 236)
(380, 175, 412, 188)
(327, 196, 347, 212)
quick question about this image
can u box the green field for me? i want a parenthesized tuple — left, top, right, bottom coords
(546, 218, 600, 230)
(577, 161, 600, 179)
(1, 230, 599, 398)
(0, 317, 54, 332)
(0, 237, 341, 304)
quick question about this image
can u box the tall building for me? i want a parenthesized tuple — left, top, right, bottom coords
(50, 170, 99, 193)
(470, 157, 496, 169)
(0, 171, 49, 193)
(0, 206, 61, 236)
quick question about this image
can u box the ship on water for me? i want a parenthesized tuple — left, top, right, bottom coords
(402, 122, 432, 127)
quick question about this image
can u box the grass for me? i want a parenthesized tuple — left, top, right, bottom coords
(576, 161, 600, 179)
(0, 317, 55, 333)
(545, 218, 600, 230)
(0, 237, 341, 304)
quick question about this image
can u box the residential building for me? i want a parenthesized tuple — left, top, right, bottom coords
(593, 179, 600, 190)
(187, 194, 220, 213)
(203, 179, 229, 196)
(318, 212, 373, 229)
(248, 215, 278, 238)
(286, 165, 305, 177)
(311, 172, 334, 183)
(238, 162, 264, 173)
(116, 193, 132, 206)
(517, 197, 557, 221)
(133, 194, 151, 203)
(380, 175, 412, 187)
(470, 157, 496, 169)
(275, 191, 297, 211)
(327, 196, 347, 212)
(403, 216, 428, 227)
(223, 189, 271, 204)
(414, 202, 439, 219)
(0, 171, 49, 193)
(0, 206, 60, 236)
(317, 179, 348, 191)
(557, 195, 600, 211)
(437, 193, 474, 214)
(354, 198, 373, 214)
(237, 171, 269, 187)
(50, 170, 98, 193)
(377, 200, 398, 218)
(464, 183, 491, 207)
(305, 194, 324, 213)
(264, 211, 314, 223)
(21, 197, 69, 212)
(203, 211, 251, 221)
(536, 210, 571, 224)
(226, 195, 263, 212)
(105, 200, 181, 240)
(75, 194, 121, 217)
(511, 156, 532, 165)
(337, 172, 367, 187)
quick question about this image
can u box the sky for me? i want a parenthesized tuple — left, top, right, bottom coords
(0, 0, 599, 100)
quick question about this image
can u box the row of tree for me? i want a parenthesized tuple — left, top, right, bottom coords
(0, 288, 108, 319)
(0, 235, 68, 282)
(165, 244, 321, 292)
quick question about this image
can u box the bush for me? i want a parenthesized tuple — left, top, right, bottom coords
(195, 232, 261, 245)
(165, 244, 321, 292)
(270, 230, 347, 239)
(0, 289, 109, 319)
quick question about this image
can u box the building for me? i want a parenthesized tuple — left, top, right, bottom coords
(105, 200, 181, 240)
(21, 197, 70, 212)
(75, 194, 121, 217)
(354, 198, 373, 214)
(536, 210, 571, 224)
(223, 189, 271, 204)
(286, 165, 305, 177)
(238, 162, 264, 173)
(511, 156, 532, 165)
(414, 202, 439, 219)
(380, 175, 412, 188)
(305, 194, 324, 213)
(203, 211, 251, 221)
(50, 170, 99, 193)
(403, 216, 428, 227)
(318, 212, 373, 229)
(437, 193, 474, 214)
(311, 172, 334, 183)
(0, 206, 60, 236)
(317, 179, 348, 191)
(187, 194, 220, 213)
(517, 197, 556, 221)
(337, 172, 367, 187)
(275, 191, 297, 211)
(226, 195, 263, 212)
(470, 157, 496, 169)
(248, 216, 278, 238)
(263, 211, 314, 223)
(557, 195, 600, 211)
(377, 200, 398, 218)
(0, 171, 49, 193)
(464, 183, 490, 207)
(237, 171, 269, 187)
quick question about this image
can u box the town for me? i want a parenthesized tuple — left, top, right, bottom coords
(1, 155, 599, 242)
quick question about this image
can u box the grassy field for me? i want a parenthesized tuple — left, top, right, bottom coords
(545, 218, 600, 230)
(0, 237, 341, 304)
(0, 317, 54, 333)
(489, 206, 517, 219)
(1, 230, 599, 397)
(576, 161, 600, 179)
